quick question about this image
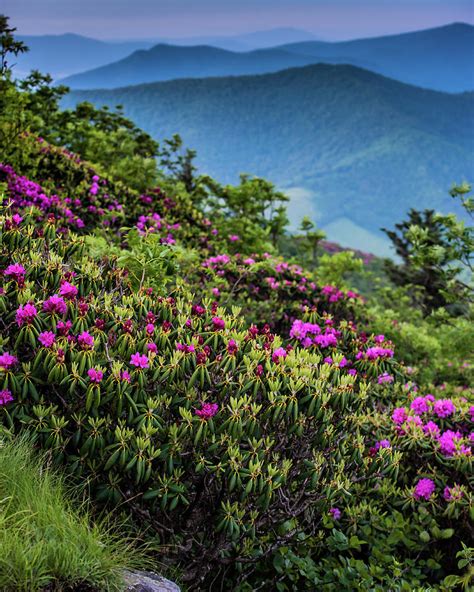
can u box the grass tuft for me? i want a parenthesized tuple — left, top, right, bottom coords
(0, 433, 144, 591)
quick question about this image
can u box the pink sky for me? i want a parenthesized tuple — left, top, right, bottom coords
(4, 0, 474, 40)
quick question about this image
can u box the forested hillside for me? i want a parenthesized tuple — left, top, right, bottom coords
(64, 64, 474, 235)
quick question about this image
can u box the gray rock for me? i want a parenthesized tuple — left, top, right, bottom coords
(123, 570, 180, 592)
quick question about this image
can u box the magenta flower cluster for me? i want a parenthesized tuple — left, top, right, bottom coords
(0, 389, 14, 406)
(392, 395, 472, 458)
(413, 478, 436, 500)
(195, 402, 219, 419)
(289, 319, 339, 349)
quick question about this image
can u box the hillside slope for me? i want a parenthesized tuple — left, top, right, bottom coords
(61, 23, 474, 92)
(63, 64, 474, 235)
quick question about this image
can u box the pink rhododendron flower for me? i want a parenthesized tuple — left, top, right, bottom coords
(38, 331, 55, 348)
(392, 407, 408, 425)
(443, 484, 463, 502)
(314, 333, 337, 348)
(0, 352, 18, 370)
(365, 346, 394, 360)
(88, 367, 104, 383)
(438, 430, 463, 456)
(57, 320, 72, 336)
(176, 342, 195, 354)
(147, 342, 158, 353)
(16, 302, 37, 326)
(0, 389, 14, 405)
(227, 339, 238, 355)
(77, 331, 94, 350)
(423, 421, 440, 438)
(203, 254, 230, 268)
(0, 389, 13, 407)
(4, 263, 26, 280)
(411, 396, 431, 415)
(195, 402, 219, 419)
(378, 372, 394, 384)
(130, 352, 149, 368)
(289, 320, 321, 344)
(212, 317, 225, 331)
(413, 478, 436, 500)
(146, 323, 155, 335)
(121, 370, 131, 382)
(433, 399, 456, 418)
(272, 347, 287, 363)
(406, 415, 423, 428)
(59, 281, 78, 299)
(329, 507, 341, 519)
(43, 295, 67, 315)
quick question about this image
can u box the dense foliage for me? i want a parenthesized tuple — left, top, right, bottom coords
(0, 17, 473, 590)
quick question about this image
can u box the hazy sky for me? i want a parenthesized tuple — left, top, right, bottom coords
(4, 0, 474, 40)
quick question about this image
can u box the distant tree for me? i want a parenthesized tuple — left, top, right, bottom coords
(316, 250, 364, 288)
(299, 216, 326, 264)
(269, 204, 289, 247)
(158, 133, 198, 193)
(18, 70, 69, 137)
(383, 194, 473, 315)
(202, 173, 290, 249)
(0, 14, 28, 77)
(0, 16, 30, 160)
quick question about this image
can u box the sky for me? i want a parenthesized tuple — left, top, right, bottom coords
(4, 0, 474, 40)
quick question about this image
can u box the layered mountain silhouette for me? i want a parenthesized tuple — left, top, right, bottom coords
(61, 23, 474, 92)
(280, 22, 474, 93)
(16, 34, 154, 79)
(15, 28, 319, 80)
(63, 63, 474, 240)
(60, 44, 323, 88)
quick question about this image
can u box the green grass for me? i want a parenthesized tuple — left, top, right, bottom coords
(0, 433, 143, 591)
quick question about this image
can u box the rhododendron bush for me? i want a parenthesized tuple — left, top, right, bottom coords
(1, 177, 472, 589)
(0, 208, 385, 584)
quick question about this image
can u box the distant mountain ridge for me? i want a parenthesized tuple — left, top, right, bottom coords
(280, 22, 474, 93)
(15, 28, 318, 80)
(62, 63, 474, 247)
(16, 33, 154, 79)
(60, 44, 323, 88)
(59, 23, 474, 92)
(145, 27, 319, 51)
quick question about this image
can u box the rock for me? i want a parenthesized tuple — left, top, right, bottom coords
(123, 570, 180, 592)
